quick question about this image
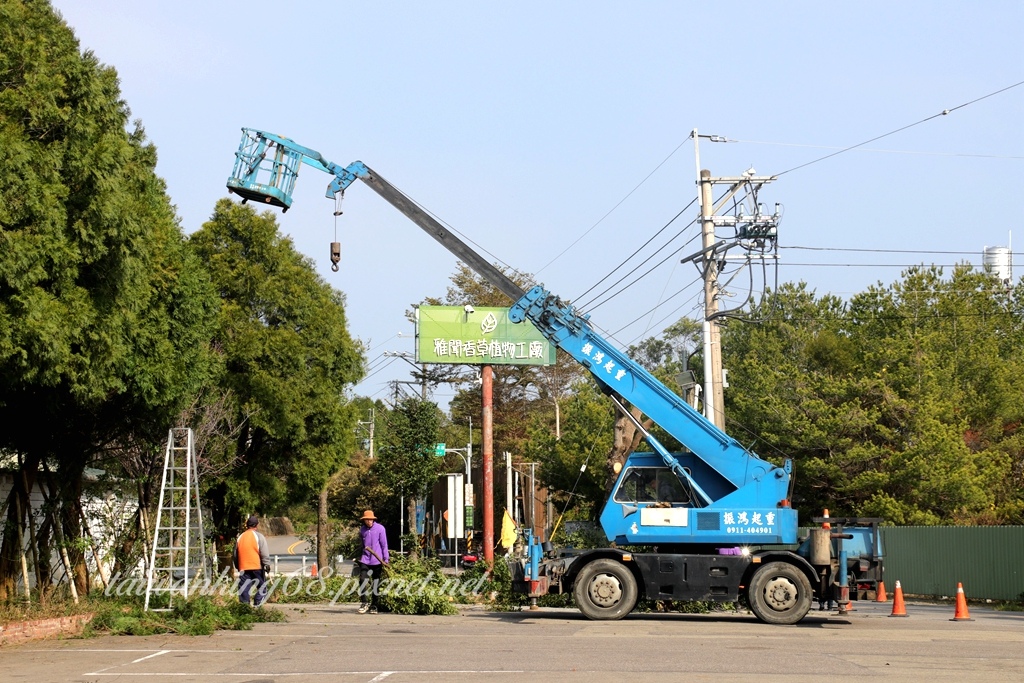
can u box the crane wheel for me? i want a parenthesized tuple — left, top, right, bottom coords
(573, 558, 638, 621)
(747, 561, 813, 625)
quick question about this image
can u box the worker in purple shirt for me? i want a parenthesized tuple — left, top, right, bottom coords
(357, 509, 389, 614)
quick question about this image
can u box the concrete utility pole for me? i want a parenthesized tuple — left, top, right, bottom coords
(691, 129, 779, 432)
(698, 167, 725, 431)
(357, 408, 375, 459)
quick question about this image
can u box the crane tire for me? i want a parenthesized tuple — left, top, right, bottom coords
(747, 561, 813, 625)
(573, 558, 638, 621)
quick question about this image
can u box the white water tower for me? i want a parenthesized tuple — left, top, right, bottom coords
(983, 245, 1012, 286)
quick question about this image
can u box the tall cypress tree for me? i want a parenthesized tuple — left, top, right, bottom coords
(188, 200, 364, 538)
(0, 0, 218, 597)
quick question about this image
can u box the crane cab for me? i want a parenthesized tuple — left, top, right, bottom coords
(601, 452, 798, 546)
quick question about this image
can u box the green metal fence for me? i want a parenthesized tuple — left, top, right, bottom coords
(880, 526, 1024, 601)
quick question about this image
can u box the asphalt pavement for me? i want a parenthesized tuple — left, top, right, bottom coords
(4, 599, 1024, 682)
(263, 534, 327, 577)
(265, 534, 310, 557)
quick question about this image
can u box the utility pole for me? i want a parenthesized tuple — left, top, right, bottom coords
(357, 408, 375, 459)
(385, 351, 428, 399)
(690, 129, 780, 432)
(698, 167, 725, 430)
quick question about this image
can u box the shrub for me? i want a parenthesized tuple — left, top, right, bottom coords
(85, 594, 284, 636)
(377, 556, 458, 615)
(269, 574, 357, 605)
(462, 557, 528, 611)
(269, 557, 470, 615)
(553, 522, 607, 551)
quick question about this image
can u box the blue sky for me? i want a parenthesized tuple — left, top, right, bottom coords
(51, 1, 1022, 407)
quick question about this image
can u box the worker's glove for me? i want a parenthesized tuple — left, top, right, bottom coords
(263, 565, 270, 573)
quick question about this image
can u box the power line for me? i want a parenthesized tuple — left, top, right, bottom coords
(640, 257, 684, 339)
(617, 292, 1019, 346)
(360, 356, 399, 381)
(578, 185, 743, 312)
(364, 334, 402, 352)
(783, 245, 1018, 255)
(585, 231, 702, 312)
(576, 206, 698, 310)
(776, 80, 1024, 176)
(783, 262, 996, 268)
(535, 137, 693, 277)
(766, 309, 1019, 323)
(734, 140, 1024, 161)
(363, 352, 396, 372)
(574, 198, 696, 304)
(613, 275, 703, 339)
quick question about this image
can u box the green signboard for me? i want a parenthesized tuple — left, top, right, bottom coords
(416, 306, 555, 366)
(434, 443, 446, 457)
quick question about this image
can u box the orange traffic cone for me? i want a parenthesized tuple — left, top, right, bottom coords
(822, 509, 831, 530)
(875, 580, 888, 602)
(951, 582, 973, 621)
(889, 580, 908, 617)
(311, 562, 318, 578)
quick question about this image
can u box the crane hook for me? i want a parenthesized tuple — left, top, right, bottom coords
(330, 242, 341, 272)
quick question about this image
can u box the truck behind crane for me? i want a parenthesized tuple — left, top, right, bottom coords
(226, 128, 881, 625)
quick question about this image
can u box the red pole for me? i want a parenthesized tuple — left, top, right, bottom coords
(482, 365, 494, 565)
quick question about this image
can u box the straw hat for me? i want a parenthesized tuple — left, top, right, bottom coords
(360, 510, 377, 520)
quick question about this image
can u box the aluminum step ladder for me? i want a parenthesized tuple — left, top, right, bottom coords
(144, 428, 210, 611)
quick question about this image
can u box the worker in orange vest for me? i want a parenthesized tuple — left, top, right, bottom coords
(233, 515, 270, 606)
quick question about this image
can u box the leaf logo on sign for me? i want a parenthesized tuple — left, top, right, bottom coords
(480, 312, 498, 334)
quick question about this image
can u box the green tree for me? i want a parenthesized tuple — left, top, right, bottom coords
(372, 396, 443, 548)
(188, 199, 364, 539)
(848, 266, 1022, 523)
(722, 269, 1024, 524)
(720, 283, 896, 516)
(524, 379, 614, 518)
(0, 0, 219, 598)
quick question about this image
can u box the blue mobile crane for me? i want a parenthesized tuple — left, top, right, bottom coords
(226, 128, 841, 625)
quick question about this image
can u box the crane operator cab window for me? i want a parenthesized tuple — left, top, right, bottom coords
(613, 466, 691, 506)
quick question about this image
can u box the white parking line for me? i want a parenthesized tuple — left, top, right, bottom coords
(131, 650, 170, 663)
(215, 632, 330, 637)
(84, 671, 525, 677)
(78, 648, 268, 677)
(36, 649, 268, 653)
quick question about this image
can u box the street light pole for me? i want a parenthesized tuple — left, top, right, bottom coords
(466, 416, 473, 548)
